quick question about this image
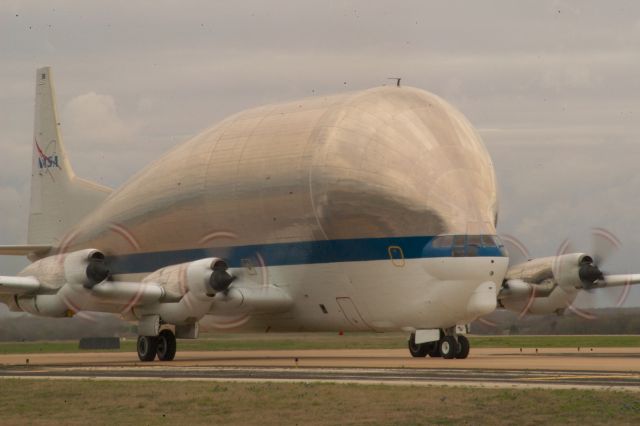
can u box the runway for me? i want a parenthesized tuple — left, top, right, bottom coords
(1, 348, 639, 391)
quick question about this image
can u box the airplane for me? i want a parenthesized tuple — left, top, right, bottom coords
(1, 67, 639, 362)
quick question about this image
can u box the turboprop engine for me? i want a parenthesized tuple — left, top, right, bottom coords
(19, 248, 111, 290)
(137, 257, 236, 324)
(499, 253, 602, 315)
(2, 249, 112, 317)
(132, 257, 291, 335)
(497, 230, 640, 316)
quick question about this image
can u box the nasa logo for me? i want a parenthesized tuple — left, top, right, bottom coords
(35, 139, 61, 170)
(38, 154, 59, 169)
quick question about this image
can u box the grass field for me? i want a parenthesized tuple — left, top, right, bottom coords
(0, 333, 638, 354)
(0, 379, 638, 425)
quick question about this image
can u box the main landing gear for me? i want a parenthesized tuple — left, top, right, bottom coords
(137, 329, 177, 361)
(408, 331, 470, 359)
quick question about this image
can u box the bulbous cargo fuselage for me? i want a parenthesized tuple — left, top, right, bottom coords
(61, 86, 507, 331)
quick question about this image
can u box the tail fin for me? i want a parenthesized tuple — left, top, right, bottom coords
(28, 67, 112, 246)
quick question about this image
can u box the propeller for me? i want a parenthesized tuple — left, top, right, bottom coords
(590, 227, 621, 268)
(554, 228, 622, 291)
(499, 234, 531, 267)
(577, 256, 604, 289)
(84, 251, 111, 288)
(208, 259, 236, 294)
(559, 228, 632, 313)
(575, 229, 621, 291)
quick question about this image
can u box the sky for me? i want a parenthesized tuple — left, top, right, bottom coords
(1, 0, 640, 310)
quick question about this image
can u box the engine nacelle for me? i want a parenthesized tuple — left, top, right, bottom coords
(13, 293, 69, 317)
(135, 258, 234, 325)
(9, 249, 111, 316)
(141, 258, 233, 300)
(499, 253, 592, 315)
(18, 248, 110, 290)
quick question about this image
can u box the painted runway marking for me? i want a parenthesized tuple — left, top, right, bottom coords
(523, 374, 640, 381)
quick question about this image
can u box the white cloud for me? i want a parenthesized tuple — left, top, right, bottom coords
(0, 184, 29, 244)
(62, 91, 136, 146)
(0, 183, 30, 275)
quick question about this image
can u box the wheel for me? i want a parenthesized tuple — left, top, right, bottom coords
(455, 335, 470, 359)
(428, 343, 441, 358)
(137, 335, 158, 362)
(157, 329, 177, 361)
(439, 336, 458, 359)
(422, 341, 436, 356)
(408, 333, 429, 357)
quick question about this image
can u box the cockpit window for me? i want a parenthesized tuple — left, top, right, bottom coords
(452, 235, 466, 257)
(491, 235, 508, 256)
(467, 235, 481, 246)
(466, 235, 481, 257)
(452, 235, 465, 247)
(481, 235, 495, 247)
(425, 234, 507, 258)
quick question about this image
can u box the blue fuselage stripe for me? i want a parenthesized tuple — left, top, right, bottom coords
(108, 235, 506, 275)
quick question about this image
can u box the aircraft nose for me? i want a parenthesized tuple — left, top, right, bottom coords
(466, 281, 498, 317)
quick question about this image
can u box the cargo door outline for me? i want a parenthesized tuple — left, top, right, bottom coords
(336, 297, 372, 330)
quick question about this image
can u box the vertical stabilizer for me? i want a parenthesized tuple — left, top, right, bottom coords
(28, 67, 112, 246)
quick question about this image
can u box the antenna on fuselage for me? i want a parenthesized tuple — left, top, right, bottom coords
(387, 77, 402, 87)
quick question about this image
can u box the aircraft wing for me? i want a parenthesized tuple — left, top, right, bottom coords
(595, 274, 640, 288)
(0, 250, 292, 325)
(0, 274, 173, 303)
(0, 276, 41, 294)
(0, 245, 52, 256)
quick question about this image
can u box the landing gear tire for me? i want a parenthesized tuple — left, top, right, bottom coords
(408, 333, 430, 357)
(428, 344, 441, 358)
(455, 335, 470, 359)
(157, 329, 177, 361)
(439, 336, 458, 359)
(137, 335, 158, 362)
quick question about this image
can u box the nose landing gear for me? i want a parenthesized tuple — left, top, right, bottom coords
(408, 330, 469, 359)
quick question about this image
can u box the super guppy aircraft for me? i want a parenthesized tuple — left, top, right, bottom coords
(1, 68, 638, 361)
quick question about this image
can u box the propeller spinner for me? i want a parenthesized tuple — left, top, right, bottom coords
(577, 256, 604, 289)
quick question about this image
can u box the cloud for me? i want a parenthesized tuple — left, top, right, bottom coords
(0, 183, 30, 275)
(0, 184, 29, 243)
(62, 91, 136, 147)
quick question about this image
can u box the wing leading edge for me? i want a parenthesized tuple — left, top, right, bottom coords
(0, 245, 52, 257)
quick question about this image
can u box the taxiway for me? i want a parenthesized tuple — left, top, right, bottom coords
(1, 347, 639, 391)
